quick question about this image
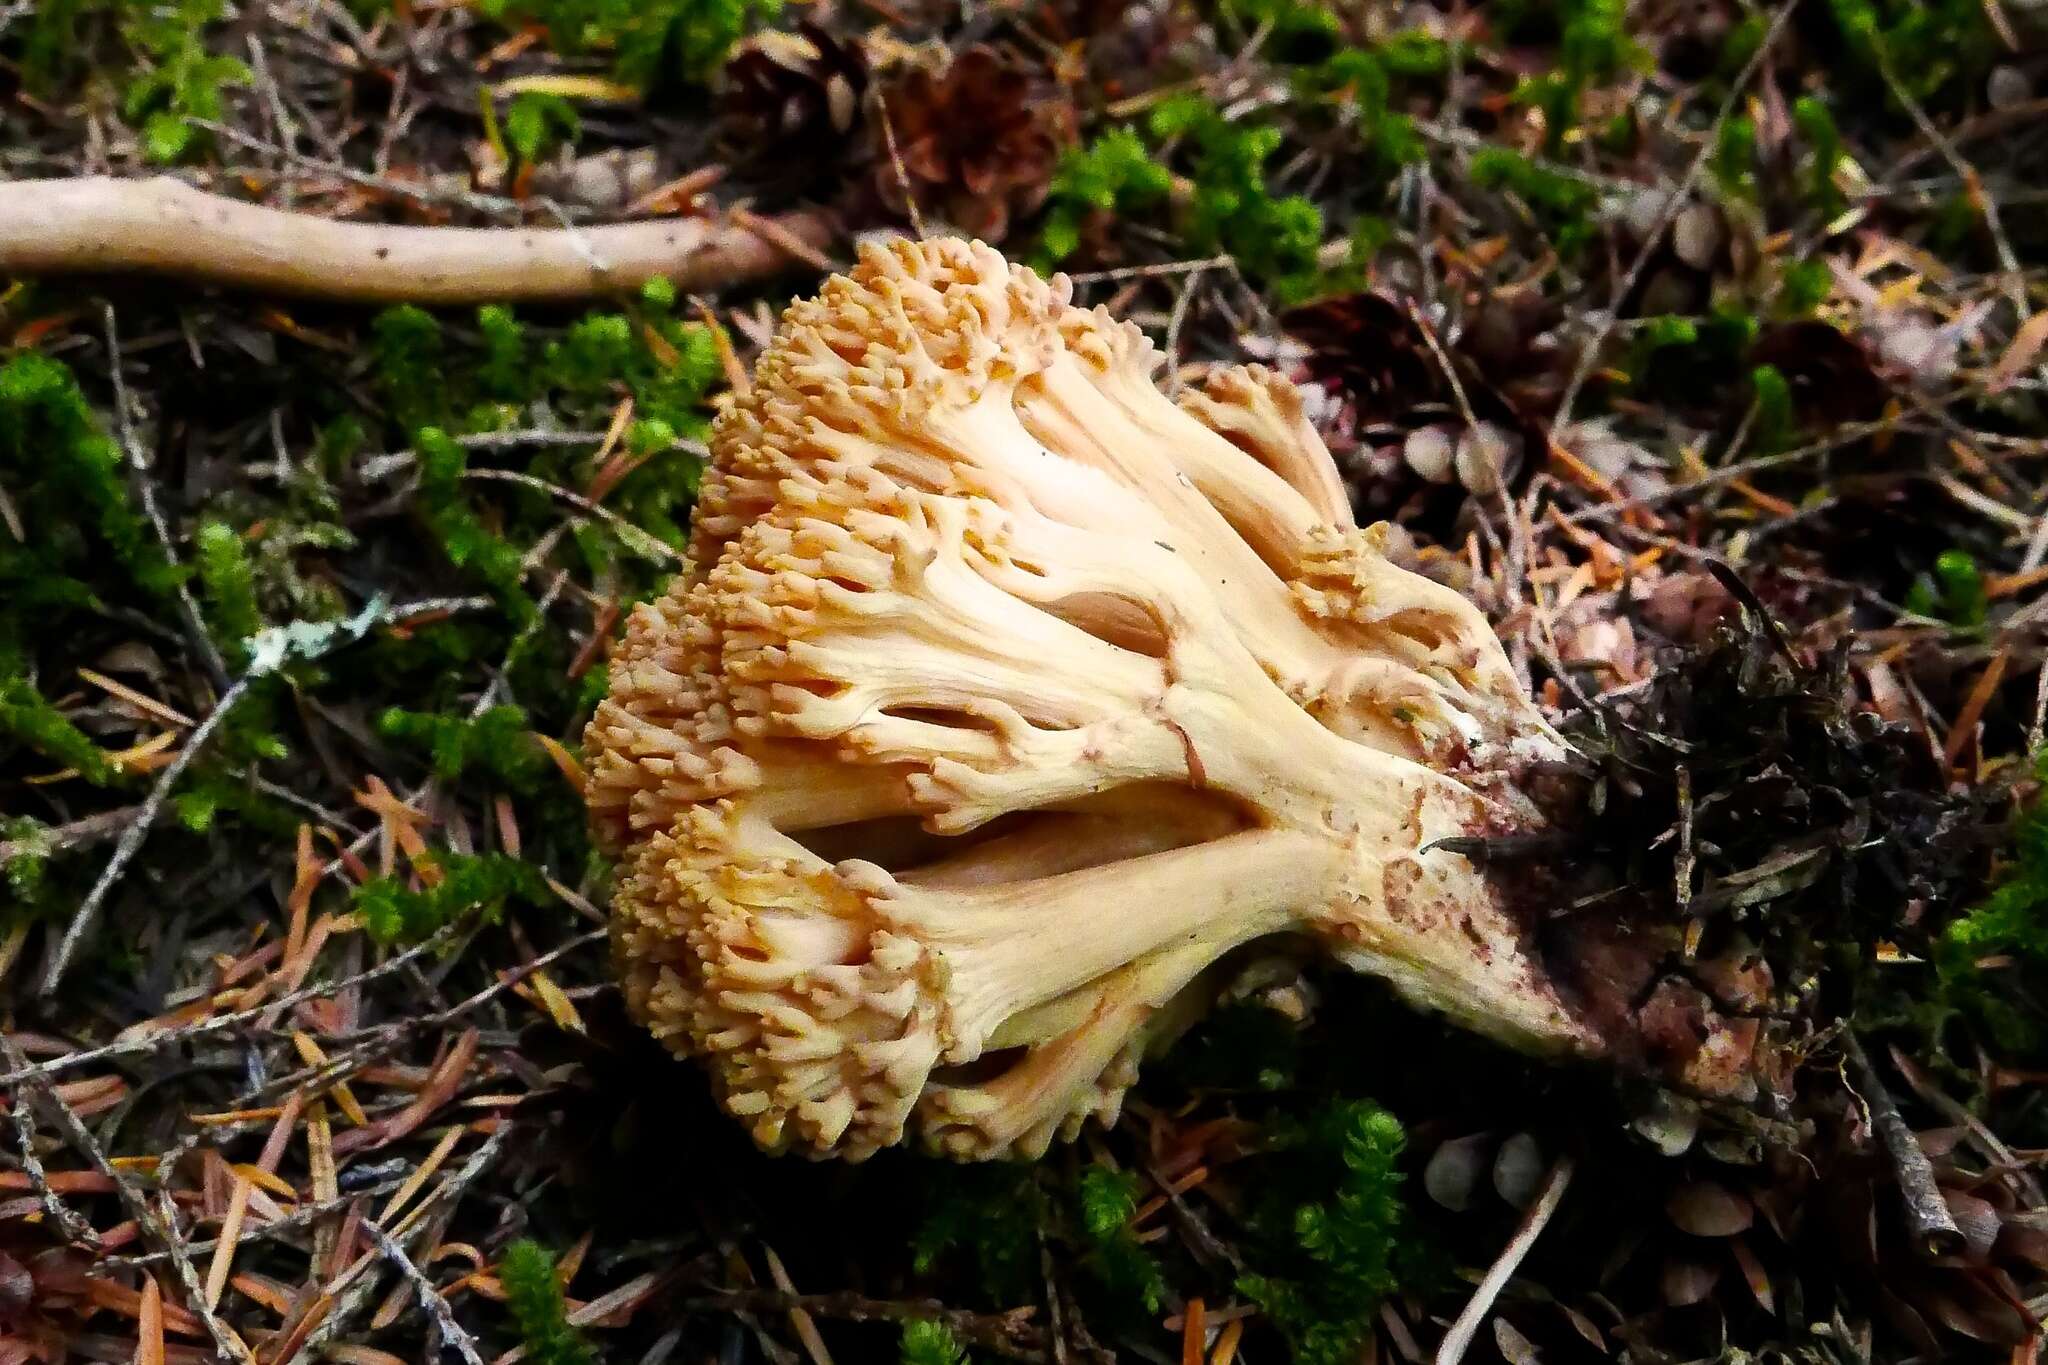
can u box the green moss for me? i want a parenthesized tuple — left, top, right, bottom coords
(378, 704, 550, 789)
(1075, 1166, 1166, 1316)
(1514, 0, 1639, 153)
(0, 353, 179, 611)
(1314, 48, 1428, 172)
(1150, 94, 1329, 302)
(899, 1320, 968, 1365)
(1470, 147, 1597, 253)
(1, 675, 116, 785)
(1718, 12, 1767, 78)
(1793, 97, 1846, 218)
(1748, 363, 1794, 453)
(8, 0, 246, 160)
(475, 306, 533, 404)
(504, 92, 581, 165)
(474, 0, 779, 92)
(172, 766, 300, 837)
(1, 816, 54, 919)
(1712, 115, 1756, 200)
(195, 521, 264, 664)
(1826, 0, 1995, 104)
(1905, 548, 1987, 629)
(1237, 1101, 1410, 1365)
(356, 851, 552, 945)
(415, 428, 538, 625)
(1932, 760, 2048, 1053)
(1777, 259, 1833, 317)
(912, 1165, 1040, 1306)
(122, 0, 249, 163)
(372, 306, 451, 435)
(1038, 128, 1175, 264)
(1219, 0, 1340, 65)
(498, 1240, 594, 1365)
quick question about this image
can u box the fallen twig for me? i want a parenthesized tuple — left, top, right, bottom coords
(363, 1220, 488, 1365)
(1844, 1033, 1964, 1258)
(1433, 1155, 1574, 1365)
(40, 673, 254, 993)
(0, 926, 459, 1088)
(1, 178, 838, 303)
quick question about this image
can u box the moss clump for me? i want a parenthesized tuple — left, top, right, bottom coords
(504, 92, 581, 166)
(1038, 128, 1175, 265)
(121, 0, 250, 163)
(195, 521, 263, 665)
(1926, 757, 2048, 1054)
(498, 1240, 595, 1365)
(1748, 362, 1795, 453)
(1237, 1100, 1411, 1365)
(9, 0, 248, 162)
(473, 0, 780, 92)
(1793, 96, 1846, 218)
(415, 428, 539, 626)
(0, 677, 117, 786)
(1075, 1166, 1166, 1316)
(898, 1319, 967, 1365)
(1513, 0, 1639, 152)
(911, 1165, 1040, 1306)
(1470, 147, 1598, 253)
(356, 851, 553, 945)
(1826, 0, 1996, 104)
(1904, 548, 1988, 630)
(378, 704, 551, 789)
(1151, 94, 1328, 303)
(1, 816, 54, 921)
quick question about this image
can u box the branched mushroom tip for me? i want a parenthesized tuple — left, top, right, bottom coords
(587, 237, 1597, 1161)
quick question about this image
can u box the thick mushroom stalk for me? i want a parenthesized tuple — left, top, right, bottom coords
(587, 239, 1601, 1161)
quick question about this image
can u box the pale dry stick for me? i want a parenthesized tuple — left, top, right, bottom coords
(1887, 1043, 2046, 1207)
(292, 1124, 514, 1365)
(2, 178, 837, 304)
(0, 806, 139, 865)
(763, 1244, 836, 1365)
(460, 468, 681, 564)
(1433, 1155, 1575, 1365)
(2019, 508, 2048, 574)
(102, 1179, 405, 1269)
(102, 303, 232, 689)
(230, 928, 609, 1114)
(0, 926, 458, 1088)
(1, 1050, 100, 1247)
(1869, 57, 2028, 322)
(362, 1221, 488, 1365)
(1065, 255, 1235, 284)
(40, 673, 253, 994)
(1162, 265, 1210, 397)
(1548, 0, 1800, 438)
(872, 88, 925, 241)
(1560, 414, 1907, 529)
(0, 1034, 252, 1362)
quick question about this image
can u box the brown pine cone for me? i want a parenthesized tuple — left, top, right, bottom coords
(869, 43, 1076, 242)
(720, 25, 868, 196)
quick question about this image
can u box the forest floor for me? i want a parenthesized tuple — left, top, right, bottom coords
(3, 1, 2048, 1363)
